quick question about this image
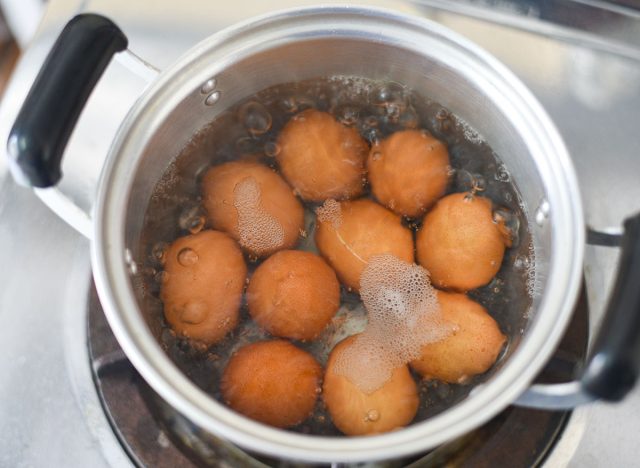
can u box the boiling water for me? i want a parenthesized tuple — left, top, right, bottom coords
(137, 77, 533, 436)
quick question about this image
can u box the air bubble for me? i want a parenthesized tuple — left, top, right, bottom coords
(456, 170, 486, 194)
(235, 136, 258, 154)
(535, 199, 550, 226)
(495, 164, 510, 182)
(434, 108, 453, 133)
(363, 115, 379, 128)
(316, 199, 342, 230)
(363, 128, 381, 145)
(513, 255, 530, 271)
(180, 301, 207, 325)
(264, 141, 281, 157)
(205, 91, 221, 106)
(200, 78, 216, 94)
(151, 242, 168, 265)
(472, 175, 486, 193)
(280, 95, 315, 114)
(372, 82, 408, 114)
(238, 101, 272, 136)
(124, 248, 138, 274)
(492, 207, 519, 247)
(177, 248, 199, 266)
(455, 169, 475, 191)
(333, 104, 359, 127)
(365, 409, 380, 422)
(178, 205, 206, 234)
(233, 177, 285, 255)
(385, 103, 401, 122)
(154, 270, 167, 284)
(398, 106, 419, 129)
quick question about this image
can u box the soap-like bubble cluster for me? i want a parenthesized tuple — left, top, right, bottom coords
(525, 242, 540, 301)
(233, 177, 285, 255)
(316, 199, 342, 230)
(334, 253, 455, 393)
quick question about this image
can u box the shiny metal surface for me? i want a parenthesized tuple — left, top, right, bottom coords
(414, 0, 640, 62)
(515, 382, 596, 410)
(1, 0, 639, 466)
(91, 6, 583, 462)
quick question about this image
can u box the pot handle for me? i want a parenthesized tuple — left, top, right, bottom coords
(7, 13, 128, 188)
(516, 212, 640, 409)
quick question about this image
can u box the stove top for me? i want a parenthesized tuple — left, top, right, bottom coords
(88, 280, 588, 467)
(2, 0, 640, 466)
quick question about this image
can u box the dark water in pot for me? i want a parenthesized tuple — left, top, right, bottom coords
(134, 76, 534, 436)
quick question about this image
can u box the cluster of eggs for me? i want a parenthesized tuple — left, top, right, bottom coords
(158, 108, 511, 436)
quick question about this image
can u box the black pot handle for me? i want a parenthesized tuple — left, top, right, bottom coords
(516, 211, 640, 409)
(581, 212, 640, 400)
(7, 14, 127, 188)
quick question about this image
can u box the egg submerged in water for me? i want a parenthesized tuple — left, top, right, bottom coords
(246, 250, 341, 341)
(416, 192, 512, 291)
(160, 230, 247, 346)
(315, 198, 414, 291)
(276, 109, 369, 201)
(146, 76, 526, 438)
(202, 159, 304, 258)
(410, 291, 507, 383)
(322, 335, 419, 436)
(221, 340, 322, 429)
(368, 129, 450, 217)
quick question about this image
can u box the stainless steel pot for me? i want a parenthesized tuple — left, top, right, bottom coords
(8, 6, 640, 463)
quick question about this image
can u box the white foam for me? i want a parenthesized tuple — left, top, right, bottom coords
(456, 116, 486, 145)
(233, 177, 285, 254)
(334, 253, 455, 393)
(525, 241, 541, 301)
(316, 199, 342, 230)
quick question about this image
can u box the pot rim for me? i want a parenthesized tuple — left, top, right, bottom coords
(92, 5, 585, 462)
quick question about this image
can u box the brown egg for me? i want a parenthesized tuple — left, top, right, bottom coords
(247, 250, 340, 341)
(160, 230, 247, 345)
(276, 109, 368, 201)
(315, 199, 414, 291)
(416, 192, 510, 291)
(410, 291, 506, 383)
(368, 130, 450, 217)
(323, 335, 419, 436)
(202, 160, 304, 257)
(220, 340, 322, 428)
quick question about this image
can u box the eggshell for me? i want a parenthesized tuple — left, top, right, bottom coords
(276, 109, 368, 201)
(323, 335, 419, 436)
(410, 291, 506, 383)
(416, 192, 510, 291)
(202, 160, 304, 257)
(247, 250, 340, 340)
(368, 130, 449, 217)
(160, 230, 247, 345)
(315, 198, 414, 291)
(220, 340, 322, 428)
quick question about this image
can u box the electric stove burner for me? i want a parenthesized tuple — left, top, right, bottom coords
(88, 281, 588, 467)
